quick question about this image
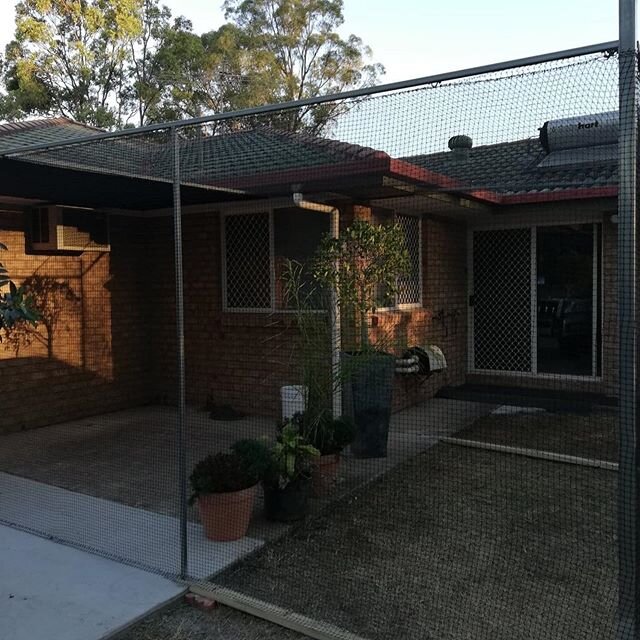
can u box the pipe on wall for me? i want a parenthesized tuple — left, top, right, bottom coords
(292, 193, 342, 418)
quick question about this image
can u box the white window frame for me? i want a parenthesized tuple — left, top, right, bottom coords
(377, 212, 423, 311)
(467, 214, 604, 381)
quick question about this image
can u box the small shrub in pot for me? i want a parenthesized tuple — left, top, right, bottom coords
(189, 439, 270, 541)
(290, 411, 355, 496)
(263, 421, 319, 522)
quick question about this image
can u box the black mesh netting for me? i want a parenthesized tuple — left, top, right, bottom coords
(0, 45, 633, 640)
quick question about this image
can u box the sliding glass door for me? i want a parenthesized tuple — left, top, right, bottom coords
(471, 223, 601, 378)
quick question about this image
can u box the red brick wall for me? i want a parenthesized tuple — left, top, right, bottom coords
(0, 212, 151, 433)
(146, 210, 307, 417)
(5, 200, 616, 433)
(372, 217, 468, 410)
(144, 206, 468, 419)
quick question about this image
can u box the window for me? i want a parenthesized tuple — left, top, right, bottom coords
(377, 213, 422, 309)
(223, 212, 272, 310)
(396, 214, 422, 306)
(222, 208, 329, 311)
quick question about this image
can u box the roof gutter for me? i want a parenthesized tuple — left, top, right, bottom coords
(292, 193, 342, 418)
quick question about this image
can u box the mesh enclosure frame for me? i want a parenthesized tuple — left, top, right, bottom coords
(0, 36, 638, 640)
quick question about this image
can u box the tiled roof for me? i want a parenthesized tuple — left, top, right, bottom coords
(0, 117, 621, 202)
(0, 120, 388, 187)
(0, 118, 101, 154)
(169, 127, 389, 185)
(405, 138, 618, 197)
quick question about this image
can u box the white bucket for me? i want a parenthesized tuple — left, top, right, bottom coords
(281, 385, 308, 421)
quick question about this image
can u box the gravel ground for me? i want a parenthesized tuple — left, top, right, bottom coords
(456, 410, 617, 461)
(214, 443, 617, 640)
(118, 602, 308, 640)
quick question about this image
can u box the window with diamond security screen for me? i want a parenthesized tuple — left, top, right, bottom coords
(223, 212, 271, 310)
(397, 214, 421, 305)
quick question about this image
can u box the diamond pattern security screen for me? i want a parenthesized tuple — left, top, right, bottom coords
(223, 212, 272, 310)
(397, 213, 421, 305)
(472, 228, 532, 372)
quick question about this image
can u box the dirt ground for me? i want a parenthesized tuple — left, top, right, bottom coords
(456, 409, 617, 461)
(118, 602, 307, 640)
(214, 443, 617, 640)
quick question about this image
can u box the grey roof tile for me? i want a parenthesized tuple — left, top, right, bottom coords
(0, 117, 621, 201)
(0, 118, 100, 154)
(405, 138, 618, 197)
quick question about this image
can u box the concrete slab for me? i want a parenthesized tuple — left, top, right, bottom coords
(0, 472, 264, 580)
(0, 524, 184, 640)
(0, 399, 494, 562)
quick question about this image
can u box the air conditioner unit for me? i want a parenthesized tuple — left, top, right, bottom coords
(30, 206, 110, 252)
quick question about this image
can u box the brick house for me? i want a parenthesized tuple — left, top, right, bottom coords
(0, 114, 617, 434)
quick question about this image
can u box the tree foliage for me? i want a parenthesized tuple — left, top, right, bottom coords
(2, 0, 141, 127)
(221, 0, 384, 132)
(0, 0, 383, 132)
(1, 275, 79, 357)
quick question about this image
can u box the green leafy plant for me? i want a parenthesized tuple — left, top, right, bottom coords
(188, 438, 271, 503)
(267, 421, 319, 489)
(289, 411, 355, 456)
(0, 242, 39, 340)
(313, 220, 410, 349)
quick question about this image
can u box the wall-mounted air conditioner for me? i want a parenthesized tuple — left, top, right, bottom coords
(30, 206, 110, 252)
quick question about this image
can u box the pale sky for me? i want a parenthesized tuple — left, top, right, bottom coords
(0, 0, 620, 84)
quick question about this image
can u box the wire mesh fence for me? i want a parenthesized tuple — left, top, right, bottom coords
(0, 42, 632, 639)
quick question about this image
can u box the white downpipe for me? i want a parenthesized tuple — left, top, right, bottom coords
(292, 193, 342, 417)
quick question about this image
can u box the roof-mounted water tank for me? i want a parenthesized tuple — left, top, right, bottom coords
(539, 111, 618, 152)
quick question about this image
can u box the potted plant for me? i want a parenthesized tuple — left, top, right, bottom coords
(289, 411, 355, 496)
(263, 420, 319, 522)
(313, 220, 410, 458)
(189, 439, 270, 541)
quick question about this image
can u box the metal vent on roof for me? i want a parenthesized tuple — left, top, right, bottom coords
(538, 111, 618, 167)
(448, 135, 473, 161)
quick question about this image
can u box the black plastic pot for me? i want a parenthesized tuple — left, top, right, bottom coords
(263, 478, 311, 522)
(342, 351, 395, 458)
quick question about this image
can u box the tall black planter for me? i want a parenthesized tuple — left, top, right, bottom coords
(343, 352, 395, 458)
(263, 478, 311, 522)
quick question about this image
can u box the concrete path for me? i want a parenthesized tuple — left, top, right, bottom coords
(0, 472, 264, 580)
(0, 524, 184, 640)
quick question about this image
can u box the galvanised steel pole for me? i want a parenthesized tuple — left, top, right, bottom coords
(618, 0, 638, 637)
(172, 126, 189, 579)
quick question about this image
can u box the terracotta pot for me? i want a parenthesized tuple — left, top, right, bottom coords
(197, 484, 257, 541)
(311, 453, 341, 496)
